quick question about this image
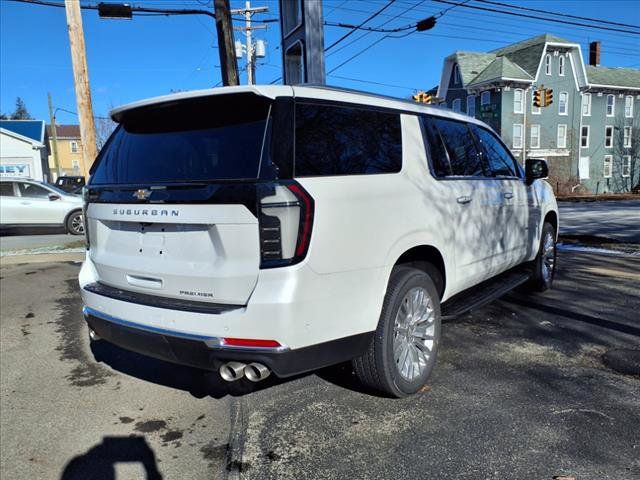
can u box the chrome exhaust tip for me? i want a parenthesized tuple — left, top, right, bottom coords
(88, 328, 100, 341)
(244, 363, 271, 382)
(219, 362, 246, 382)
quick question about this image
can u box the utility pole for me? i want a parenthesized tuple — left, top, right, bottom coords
(47, 93, 61, 180)
(214, 0, 240, 86)
(231, 1, 268, 85)
(64, 0, 98, 175)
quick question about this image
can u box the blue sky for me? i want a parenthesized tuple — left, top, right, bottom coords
(1, 0, 638, 122)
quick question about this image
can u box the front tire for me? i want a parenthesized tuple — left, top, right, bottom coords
(529, 222, 557, 292)
(66, 210, 84, 236)
(353, 266, 441, 398)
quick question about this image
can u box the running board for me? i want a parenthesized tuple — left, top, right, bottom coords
(441, 267, 531, 320)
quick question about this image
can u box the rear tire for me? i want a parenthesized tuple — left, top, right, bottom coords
(66, 210, 84, 236)
(353, 266, 441, 398)
(529, 222, 556, 292)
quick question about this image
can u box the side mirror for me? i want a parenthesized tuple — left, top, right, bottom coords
(525, 158, 549, 186)
(48, 193, 61, 201)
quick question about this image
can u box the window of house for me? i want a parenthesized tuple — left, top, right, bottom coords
(623, 155, 631, 177)
(559, 92, 568, 115)
(513, 124, 523, 149)
(72, 160, 80, 171)
(558, 55, 565, 76)
(532, 94, 541, 115)
(432, 118, 484, 176)
(452, 98, 461, 112)
(624, 126, 632, 147)
(294, 103, 402, 177)
(467, 95, 476, 117)
(606, 94, 615, 116)
(530, 124, 541, 149)
(581, 125, 590, 148)
(582, 93, 591, 116)
(469, 124, 518, 177)
(557, 124, 567, 148)
(625, 95, 634, 117)
(603, 155, 612, 178)
(70, 141, 79, 153)
(545, 54, 551, 75)
(605, 126, 613, 148)
(453, 64, 461, 86)
(480, 91, 490, 106)
(513, 89, 524, 114)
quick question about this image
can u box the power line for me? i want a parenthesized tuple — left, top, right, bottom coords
(432, 0, 640, 36)
(325, 0, 397, 52)
(474, 0, 640, 31)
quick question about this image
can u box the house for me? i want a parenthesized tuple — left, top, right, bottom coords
(436, 34, 640, 194)
(46, 124, 88, 179)
(0, 120, 50, 182)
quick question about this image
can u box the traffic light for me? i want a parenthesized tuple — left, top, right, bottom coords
(533, 89, 543, 108)
(544, 88, 553, 107)
(412, 92, 432, 104)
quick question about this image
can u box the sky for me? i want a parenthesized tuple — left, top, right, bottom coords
(1, 0, 639, 123)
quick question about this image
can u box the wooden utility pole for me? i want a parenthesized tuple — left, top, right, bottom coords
(47, 92, 62, 180)
(214, 0, 239, 86)
(64, 0, 98, 175)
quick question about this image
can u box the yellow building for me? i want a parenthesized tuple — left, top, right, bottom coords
(46, 124, 89, 179)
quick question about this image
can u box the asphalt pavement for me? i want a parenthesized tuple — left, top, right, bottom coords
(1, 250, 639, 480)
(0, 232, 82, 252)
(559, 199, 640, 243)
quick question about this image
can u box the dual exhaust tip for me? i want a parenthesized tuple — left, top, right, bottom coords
(219, 361, 270, 382)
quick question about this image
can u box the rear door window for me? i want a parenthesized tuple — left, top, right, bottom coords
(0, 183, 15, 196)
(294, 102, 402, 176)
(432, 118, 485, 177)
(469, 124, 519, 178)
(420, 116, 452, 177)
(90, 94, 272, 185)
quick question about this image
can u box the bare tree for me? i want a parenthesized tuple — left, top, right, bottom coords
(95, 116, 117, 151)
(610, 112, 640, 193)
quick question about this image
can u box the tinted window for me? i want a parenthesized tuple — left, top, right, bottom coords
(469, 125, 518, 177)
(295, 103, 402, 176)
(420, 116, 451, 177)
(90, 94, 271, 184)
(433, 118, 484, 176)
(0, 183, 14, 196)
(18, 183, 50, 198)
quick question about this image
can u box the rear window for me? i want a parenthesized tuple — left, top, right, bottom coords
(90, 94, 271, 184)
(294, 103, 402, 176)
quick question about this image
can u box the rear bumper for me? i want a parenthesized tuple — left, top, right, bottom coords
(84, 307, 372, 377)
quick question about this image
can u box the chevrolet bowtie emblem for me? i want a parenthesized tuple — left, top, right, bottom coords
(133, 189, 151, 200)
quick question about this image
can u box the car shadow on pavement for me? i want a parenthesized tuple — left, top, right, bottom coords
(89, 340, 299, 399)
(0, 226, 67, 236)
(60, 436, 162, 480)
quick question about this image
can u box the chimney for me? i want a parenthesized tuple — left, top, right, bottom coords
(589, 41, 601, 66)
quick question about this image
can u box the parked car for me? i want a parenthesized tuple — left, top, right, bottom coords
(79, 86, 558, 397)
(55, 175, 85, 193)
(0, 178, 85, 235)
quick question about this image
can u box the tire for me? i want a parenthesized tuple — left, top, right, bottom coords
(353, 266, 441, 398)
(529, 222, 557, 292)
(66, 210, 85, 236)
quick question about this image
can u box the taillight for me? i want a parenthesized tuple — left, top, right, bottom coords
(258, 181, 314, 268)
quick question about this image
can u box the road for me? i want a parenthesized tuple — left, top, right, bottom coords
(559, 199, 640, 243)
(0, 232, 82, 252)
(1, 251, 639, 480)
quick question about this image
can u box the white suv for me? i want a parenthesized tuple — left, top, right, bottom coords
(79, 86, 558, 397)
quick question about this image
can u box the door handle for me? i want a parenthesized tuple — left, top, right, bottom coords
(503, 192, 514, 199)
(456, 196, 472, 204)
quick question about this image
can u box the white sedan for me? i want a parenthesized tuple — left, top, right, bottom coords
(0, 178, 85, 235)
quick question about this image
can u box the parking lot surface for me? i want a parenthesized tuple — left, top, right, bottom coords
(1, 251, 639, 479)
(558, 199, 640, 243)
